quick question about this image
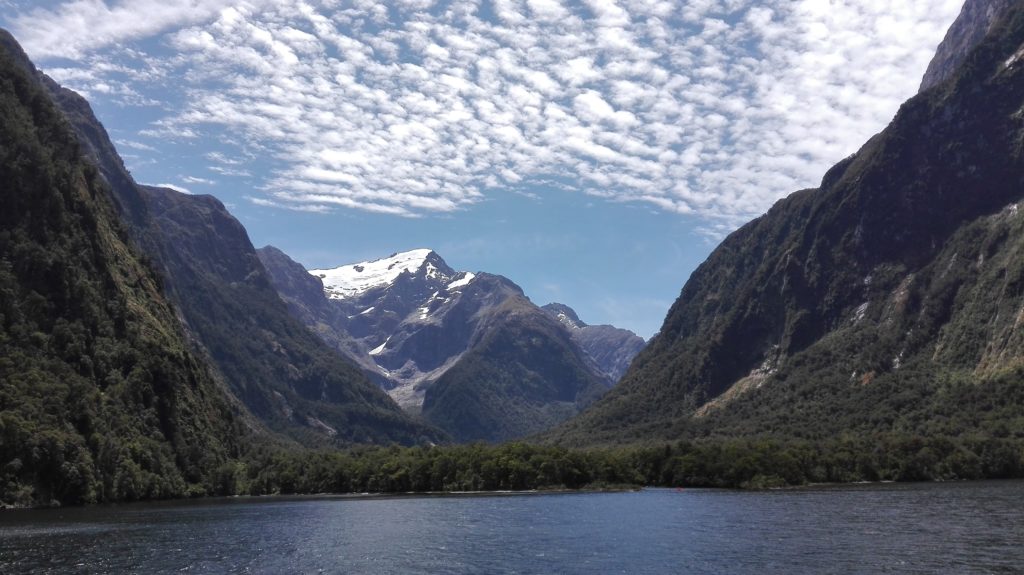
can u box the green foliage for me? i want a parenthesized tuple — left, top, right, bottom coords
(224, 434, 1024, 496)
(422, 298, 609, 442)
(0, 31, 243, 508)
(552, 4, 1024, 447)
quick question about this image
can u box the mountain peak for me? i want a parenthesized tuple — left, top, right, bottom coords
(542, 303, 586, 329)
(309, 248, 464, 299)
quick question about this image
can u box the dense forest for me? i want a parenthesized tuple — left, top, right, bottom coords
(213, 434, 1024, 497)
(0, 30, 245, 507)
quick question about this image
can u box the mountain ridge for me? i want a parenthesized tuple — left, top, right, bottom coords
(920, 0, 1016, 92)
(541, 302, 646, 382)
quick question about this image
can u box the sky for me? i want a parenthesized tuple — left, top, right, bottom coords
(1, 0, 964, 338)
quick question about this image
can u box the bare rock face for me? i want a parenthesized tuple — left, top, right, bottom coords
(920, 0, 1015, 92)
(541, 303, 646, 382)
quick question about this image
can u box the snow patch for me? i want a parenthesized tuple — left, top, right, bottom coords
(359, 306, 375, 315)
(310, 249, 434, 299)
(369, 338, 390, 356)
(854, 302, 869, 323)
(448, 272, 475, 290)
(1005, 44, 1024, 69)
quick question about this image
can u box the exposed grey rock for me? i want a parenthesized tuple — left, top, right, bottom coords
(920, 0, 1015, 92)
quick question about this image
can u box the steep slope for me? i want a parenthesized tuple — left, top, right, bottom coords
(142, 187, 442, 446)
(255, 245, 384, 386)
(260, 247, 613, 441)
(921, 0, 1015, 91)
(17, 31, 441, 447)
(542, 303, 646, 382)
(422, 298, 611, 442)
(0, 30, 243, 506)
(553, 4, 1024, 445)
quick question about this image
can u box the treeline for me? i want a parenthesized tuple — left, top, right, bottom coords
(4, 433, 1024, 507)
(218, 433, 1024, 498)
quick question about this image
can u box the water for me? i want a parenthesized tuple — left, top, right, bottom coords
(1, 481, 1022, 574)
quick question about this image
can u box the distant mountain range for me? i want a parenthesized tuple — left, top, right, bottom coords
(259, 247, 644, 442)
(552, 0, 1024, 446)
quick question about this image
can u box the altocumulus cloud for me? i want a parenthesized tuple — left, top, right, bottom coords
(9, 0, 962, 229)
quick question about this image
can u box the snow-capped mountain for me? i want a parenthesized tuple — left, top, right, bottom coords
(259, 247, 615, 442)
(310, 249, 475, 300)
(308, 249, 490, 407)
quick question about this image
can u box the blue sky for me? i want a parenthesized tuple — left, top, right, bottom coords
(2, 0, 963, 338)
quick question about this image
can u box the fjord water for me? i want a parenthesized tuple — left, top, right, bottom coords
(2, 482, 1022, 574)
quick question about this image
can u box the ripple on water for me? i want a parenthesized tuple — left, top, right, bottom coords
(0, 482, 1022, 574)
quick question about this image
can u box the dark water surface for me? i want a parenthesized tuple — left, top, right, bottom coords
(1, 481, 1022, 574)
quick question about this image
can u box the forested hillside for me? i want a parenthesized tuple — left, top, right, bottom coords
(0, 30, 245, 506)
(552, 3, 1024, 446)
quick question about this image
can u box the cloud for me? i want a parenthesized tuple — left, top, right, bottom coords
(9, 0, 964, 232)
(246, 196, 333, 213)
(117, 139, 157, 152)
(152, 182, 192, 195)
(6, 0, 272, 60)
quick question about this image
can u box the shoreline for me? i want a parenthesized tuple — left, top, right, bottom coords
(0, 485, 642, 512)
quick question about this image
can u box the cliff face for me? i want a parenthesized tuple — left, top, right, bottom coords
(920, 0, 1015, 92)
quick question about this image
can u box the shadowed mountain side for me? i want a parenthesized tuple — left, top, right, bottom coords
(0, 29, 245, 506)
(550, 4, 1024, 446)
(422, 298, 612, 443)
(257, 245, 391, 389)
(542, 302, 646, 382)
(141, 187, 445, 446)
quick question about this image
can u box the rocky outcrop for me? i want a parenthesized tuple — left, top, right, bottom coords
(920, 0, 1015, 92)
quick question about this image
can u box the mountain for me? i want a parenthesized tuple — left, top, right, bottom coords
(422, 297, 613, 442)
(542, 303, 646, 382)
(259, 247, 613, 442)
(552, 2, 1024, 446)
(254, 245, 385, 387)
(13, 32, 442, 447)
(308, 249, 482, 404)
(141, 188, 441, 446)
(0, 29, 244, 506)
(920, 0, 1015, 91)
